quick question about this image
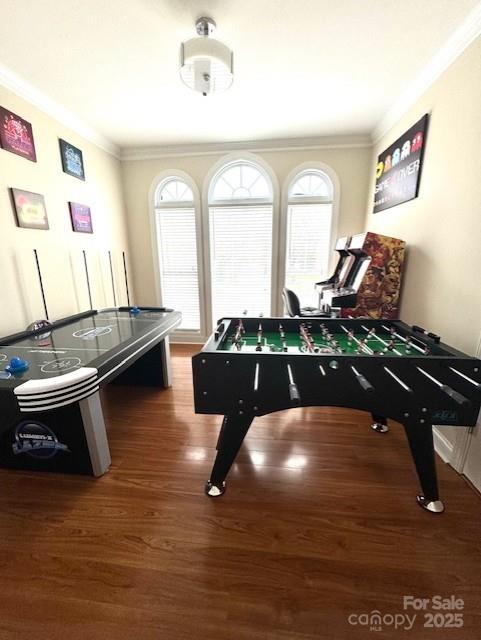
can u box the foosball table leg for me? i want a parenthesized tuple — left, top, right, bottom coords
(403, 422, 445, 514)
(371, 413, 389, 433)
(206, 414, 254, 497)
(215, 416, 228, 450)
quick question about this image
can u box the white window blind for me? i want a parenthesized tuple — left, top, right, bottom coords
(156, 207, 200, 330)
(285, 203, 332, 308)
(209, 205, 273, 322)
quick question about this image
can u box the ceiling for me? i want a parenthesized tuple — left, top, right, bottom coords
(0, 0, 479, 150)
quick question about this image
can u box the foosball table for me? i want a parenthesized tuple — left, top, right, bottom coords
(192, 317, 481, 513)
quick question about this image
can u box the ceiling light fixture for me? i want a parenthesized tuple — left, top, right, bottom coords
(180, 17, 234, 96)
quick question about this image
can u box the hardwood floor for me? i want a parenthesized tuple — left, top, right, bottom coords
(0, 343, 480, 640)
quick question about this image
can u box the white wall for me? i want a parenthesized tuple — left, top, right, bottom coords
(364, 35, 481, 356)
(121, 145, 372, 313)
(0, 86, 132, 336)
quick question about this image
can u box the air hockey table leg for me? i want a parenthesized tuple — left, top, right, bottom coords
(371, 413, 389, 433)
(403, 422, 444, 513)
(79, 392, 111, 477)
(206, 414, 254, 497)
(160, 336, 173, 387)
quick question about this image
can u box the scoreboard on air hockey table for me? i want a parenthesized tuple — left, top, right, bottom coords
(0, 306, 181, 476)
(193, 317, 481, 513)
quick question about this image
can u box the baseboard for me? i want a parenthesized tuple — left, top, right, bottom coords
(433, 426, 454, 463)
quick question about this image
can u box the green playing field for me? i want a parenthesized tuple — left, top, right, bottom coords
(220, 328, 427, 356)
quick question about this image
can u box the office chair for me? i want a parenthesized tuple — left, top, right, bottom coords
(282, 288, 325, 318)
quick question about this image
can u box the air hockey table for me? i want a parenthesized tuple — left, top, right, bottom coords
(0, 307, 181, 476)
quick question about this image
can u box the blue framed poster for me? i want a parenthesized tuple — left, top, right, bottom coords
(59, 138, 85, 180)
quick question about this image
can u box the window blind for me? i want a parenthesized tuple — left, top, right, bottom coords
(156, 208, 200, 330)
(209, 205, 273, 322)
(285, 203, 332, 308)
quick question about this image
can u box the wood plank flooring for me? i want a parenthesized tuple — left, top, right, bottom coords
(0, 343, 480, 640)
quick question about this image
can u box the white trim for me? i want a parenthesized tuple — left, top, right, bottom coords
(0, 63, 119, 157)
(433, 427, 455, 463)
(148, 170, 207, 340)
(19, 386, 100, 412)
(121, 135, 372, 161)
(14, 367, 98, 396)
(202, 152, 280, 335)
(278, 161, 341, 314)
(372, 2, 481, 143)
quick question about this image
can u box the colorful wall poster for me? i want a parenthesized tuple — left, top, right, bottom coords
(11, 188, 49, 229)
(0, 107, 37, 162)
(373, 114, 429, 213)
(69, 202, 93, 233)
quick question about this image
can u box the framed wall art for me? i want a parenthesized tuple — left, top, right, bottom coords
(59, 138, 85, 180)
(11, 188, 49, 230)
(0, 107, 37, 162)
(373, 114, 429, 213)
(69, 202, 93, 233)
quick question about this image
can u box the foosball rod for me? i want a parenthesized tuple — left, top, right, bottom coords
(382, 324, 425, 354)
(449, 367, 481, 389)
(299, 324, 315, 352)
(278, 324, 288, 352)
(33, 249, 49, 320)
(340, 325, 374, 354)
(256, 323, 263, 351)
(361, 324, 402, 355)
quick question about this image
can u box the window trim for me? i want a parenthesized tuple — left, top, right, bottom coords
(203, 152, 280, 335)
(149, 170, 207, 342)
(277, 162, 340, 314)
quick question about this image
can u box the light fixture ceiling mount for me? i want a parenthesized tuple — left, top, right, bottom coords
(180, 17, 234, 96)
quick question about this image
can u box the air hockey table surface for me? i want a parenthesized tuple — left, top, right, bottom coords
(0, 307, 179, 381)
(0, 306, 181, 477)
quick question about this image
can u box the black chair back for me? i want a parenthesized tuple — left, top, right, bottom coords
(282, 288, 301, 317)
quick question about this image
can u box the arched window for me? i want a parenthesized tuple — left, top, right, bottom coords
(285, 168, 335, 307)
(208, 160, 274, 321)
(154, 175, 201, 331)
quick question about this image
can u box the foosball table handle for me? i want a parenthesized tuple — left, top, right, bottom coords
(440, 385, 470, 406)
(289, 383, 301, 404)
(357, 374, 375, 393)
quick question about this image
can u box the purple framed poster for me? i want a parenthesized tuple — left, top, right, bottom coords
(11, 188, 49, 229)
(373, 114, 429, 213)
(69, 202, 93, 233)
(0, 107, 37, 162)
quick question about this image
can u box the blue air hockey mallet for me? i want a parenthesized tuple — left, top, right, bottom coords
(6, 357, 29, 373)
(130, 306, 141, 315)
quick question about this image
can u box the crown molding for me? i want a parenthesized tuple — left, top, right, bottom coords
(372, 2, 481, 143)
(0, 63, 120, 158)
(120, 134, 372, 161)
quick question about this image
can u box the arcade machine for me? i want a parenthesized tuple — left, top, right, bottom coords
(317, 232, 405, 319)
(314, 237, 355, 311)
(341, 232, 406, 319)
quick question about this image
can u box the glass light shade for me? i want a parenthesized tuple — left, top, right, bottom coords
(180, 37, 233, 95)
